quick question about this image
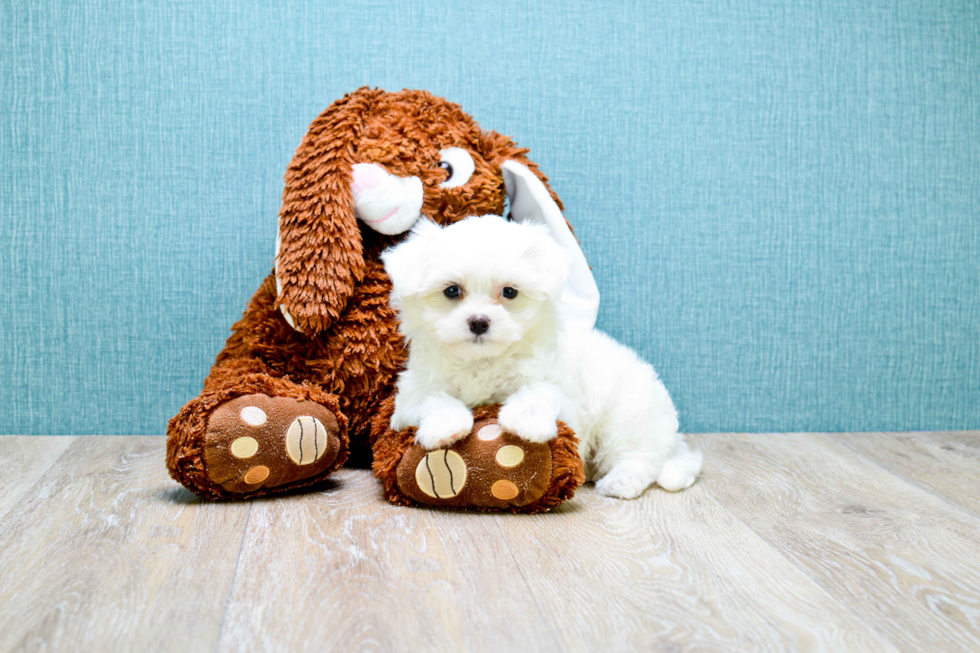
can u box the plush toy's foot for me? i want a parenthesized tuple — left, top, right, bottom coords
(168, 378, 349, 500)
(371, 402, 584, 513)
(199, 394, 343, 494)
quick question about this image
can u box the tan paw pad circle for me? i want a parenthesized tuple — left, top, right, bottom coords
(477, 424, 502, 441)
(239, 406, 267, 426)
(495, 445, 525, 468)
(415, 449, 467, 499)
(285, 416, 329, 465)
(244, 465, 270, 485)
(491, 479, 519, 501)
(230, 436, 259, 459)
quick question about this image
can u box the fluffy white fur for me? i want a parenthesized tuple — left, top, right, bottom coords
(381, 216, 702, 499)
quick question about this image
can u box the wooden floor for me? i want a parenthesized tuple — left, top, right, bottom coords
(1, 433, 979, 652)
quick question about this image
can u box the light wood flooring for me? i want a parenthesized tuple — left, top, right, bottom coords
(1, 432, 979, 652)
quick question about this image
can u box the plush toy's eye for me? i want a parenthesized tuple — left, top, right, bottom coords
(501, 287, 518, 299)
(444, 284, 462, 299)
(437, 148, 475, 189)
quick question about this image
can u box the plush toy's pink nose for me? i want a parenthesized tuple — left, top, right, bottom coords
(351, 163, 388, 192)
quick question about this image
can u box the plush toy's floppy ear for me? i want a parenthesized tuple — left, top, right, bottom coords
(275, 88, 382, 334)
(502, 160, 600, 330)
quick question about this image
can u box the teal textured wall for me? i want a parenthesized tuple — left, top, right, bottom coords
(2, 0, 978, 434)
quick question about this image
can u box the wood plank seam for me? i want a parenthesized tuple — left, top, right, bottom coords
(0, 436, 78, 522)
(0, 437, 254, 653)
(214, 503, 253, 653)
(492, 518, 566, 649)
(831, 433, 980, 524)
(832, 433, 980, 520)
(696, 481, 903, 649)
(699, 432, 980, 651)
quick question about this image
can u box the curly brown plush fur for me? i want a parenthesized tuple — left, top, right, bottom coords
(166, 88, 582, 506)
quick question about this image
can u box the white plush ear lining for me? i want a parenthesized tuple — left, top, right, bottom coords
(502, 160, 600, 329)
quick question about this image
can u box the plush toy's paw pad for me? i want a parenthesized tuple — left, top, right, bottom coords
(414, 449, 468, 499)
(396, 417, 554, 509)
(203, 394, 341, 494)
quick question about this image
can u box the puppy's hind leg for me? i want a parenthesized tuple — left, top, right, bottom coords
(594, 458, 661, 499)
(579, 330, 702, 499)
(594, 437, 701, 498)
(656, 436, 703, 492)
(592, 377, 700, 498)
(592, 405, 679, 499)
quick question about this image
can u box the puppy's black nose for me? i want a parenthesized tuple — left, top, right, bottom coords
(467, 315, 490, 336)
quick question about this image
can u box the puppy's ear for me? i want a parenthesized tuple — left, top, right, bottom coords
(381, 219, 443, 300)
(276, 87, 384, 333)
(523, 225, 572, 300)
(502, 160, 600, 328)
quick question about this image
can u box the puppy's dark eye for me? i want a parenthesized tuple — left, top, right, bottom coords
(501, 287, 518, 299)
(444, 285, 461, 299)
(437, 161, 453, 180)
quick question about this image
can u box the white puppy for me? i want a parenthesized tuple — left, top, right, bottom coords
(382, 215, 702, 498)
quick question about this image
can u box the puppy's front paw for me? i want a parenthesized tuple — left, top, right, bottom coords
(415, 408, 474, 450)
(498, 401, 558, 443)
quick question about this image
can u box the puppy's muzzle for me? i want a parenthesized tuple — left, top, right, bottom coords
(467, 315, 490, 336)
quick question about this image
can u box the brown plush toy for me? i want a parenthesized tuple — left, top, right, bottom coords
(370, 400, 584, 512)
(166, 88, 598, 511)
